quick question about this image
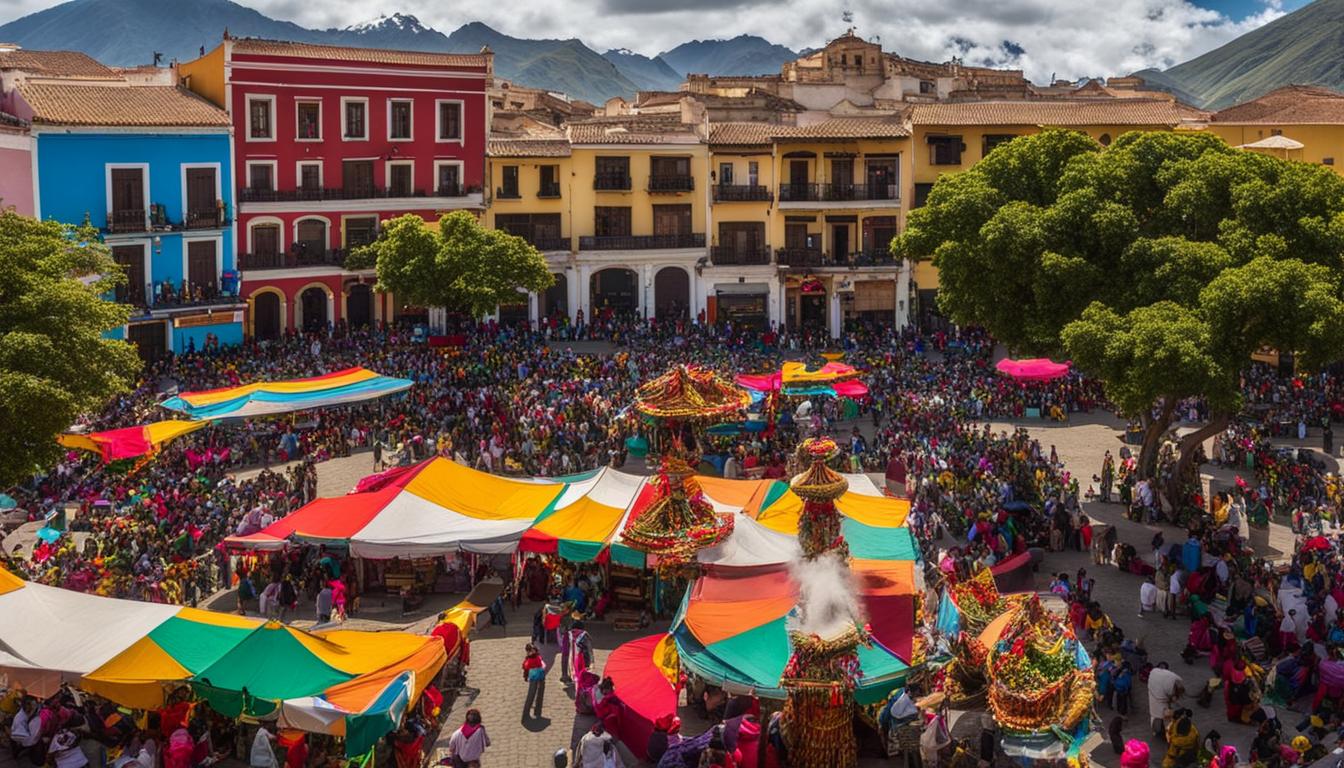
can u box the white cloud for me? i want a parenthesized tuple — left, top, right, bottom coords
(2, 0, 1289, 83)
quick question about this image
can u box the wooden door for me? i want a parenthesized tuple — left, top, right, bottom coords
(187, 241, 217, 294)
(185, 168, 216, 217)
(112, 245, 145, 305)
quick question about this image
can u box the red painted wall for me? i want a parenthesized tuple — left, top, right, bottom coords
(239, 206, 454, 253)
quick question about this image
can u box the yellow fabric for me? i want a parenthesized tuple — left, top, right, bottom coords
(754, 493, 803, 534)
(56, 433, 101, 452)
(81, 636, 192, 710)
(695, 477, 771, 510)
(836, 493, 910, 528)
(531, 498, 625, 542)
(321, 640, 447, 713)
(0, 566, 25, 596)
(174, 607, 261, 629)
(441, 608, 476, 637)
(142, 420, 208, 445)
(299, 629, 439, 676)
(403, 458, 562, 520)
(653, 633, 680, 688)
(851, 560, 916, 596)
(179, 368, 378, 406)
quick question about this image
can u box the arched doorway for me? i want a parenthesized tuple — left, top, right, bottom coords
(542, 273, 568, 321)
(299, 287, 329, 332)
(590, 268, 638, 318)
(253, 292, 281, 340)
(653, 266, 689, 321)
(346, 284, 372, 329)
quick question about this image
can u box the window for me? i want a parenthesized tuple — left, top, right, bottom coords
(186, 240, 218, 293)
(718, 221, 764, 252)
(112, 245, 146, 305)
(387, 162, 413, 197)
(345, 217, 379, 247)
(982, 134, 1017, 156)
(247, 96, 274, 140)
(748, 161, 759, 187)
(594, 156, 630, 190)
(651, 156, 691, 177)
(297, 162, 322, 193)
(389, 99, 413, 141)
(862, 216, 898, 253)
(247, 162, 275, 191)
(107, 166, 146, 232)
(1097, 133, 1112, 147)
(184, 166, 218, 227)
(499, 166, 520, 199)
(1326, 157, 1336, 166)
(539, 165, 560, 197)
(251, 223, 281, 256)
(785, 222, 811, 249)
(296, 219, 327, 254)
(435, 162, 462, 195)
(342, 98, 368, 140)
(829, 157, 853, 186)
(437, 100, 462, 141)
(343, 160, 374, 196)
(864, 159, 898, 199)
(913, 182, 934, 208)
(594, 206, 631, 237)
(928, 135, 963, 166)
(652, 204, 692, 236)
(919, 80, 935, 94)
(496, 213, 562, 248)
(296, 100, 321, 140)
(718, 163, 734, 185)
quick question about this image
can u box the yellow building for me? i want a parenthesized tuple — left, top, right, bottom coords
(1205, 85, 1344, 170)
(905, 99, 1189, 327)
(706, 122, 778, 329)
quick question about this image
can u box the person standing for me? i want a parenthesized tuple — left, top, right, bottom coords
(1147, 664, 1185, 740)
(445, 710, 489, 768)
(522, 643, 547, 720)
(1100, 451, 1115, 503)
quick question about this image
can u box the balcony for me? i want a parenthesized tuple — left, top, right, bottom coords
(530, 236, 571, 251)
(712, 184, 772, 202)
(495, 187, 522, 200)
(238, 185, 482, 203)
(847, 249, 900, 267)
(537, 182, 562, 199)
(777, 183, 901, 204)
(647, 174, 695, 193)
(184, 208, 225, 230)
(579, 233, 705, 251)
(238, 248, 350, 271)
(107, 208, 147, 233)
(593, 173, 632, 191)
(118, 279, 241, 311)
(710, 245, 772, 266)
(776, 247, 826, 268)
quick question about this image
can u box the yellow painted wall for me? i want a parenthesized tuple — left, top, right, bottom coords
(1204, 123, 1344, 170)
(568, 145, 709, 239)
(708, 149, 773, 246)
(178, 43, 227, 109)
(484, 155, 574, 249)
(768, 138, 907, 252)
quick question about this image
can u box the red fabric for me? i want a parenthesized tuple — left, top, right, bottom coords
(284, 737, 307, 768)
(84, 425, 154, 462)
(432, 623, 462, 661)
(178, 367, 364, 399)
(832, 380, 869, 398)
(995, 358, 1071, 382)
(601, 634, 677, 762)
(225, 487, 398, 549)
(863, 593, 914, 661)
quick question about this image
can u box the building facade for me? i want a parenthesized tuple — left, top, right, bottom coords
(1, 68, 243, 360)
(180, 38, 492, 338)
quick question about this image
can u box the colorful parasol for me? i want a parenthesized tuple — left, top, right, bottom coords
(737, 361, 868, 398)
(634, 365, 752, 421)
(994, 358, 1071, 382)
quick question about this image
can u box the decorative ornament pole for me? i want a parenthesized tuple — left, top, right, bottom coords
(781, 437, 864, 768)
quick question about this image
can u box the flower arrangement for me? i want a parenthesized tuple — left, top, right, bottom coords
(984, 596, 1095, 733)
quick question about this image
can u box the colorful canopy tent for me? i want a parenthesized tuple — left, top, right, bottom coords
(58, 420, 208, 463)
(160, 367, 413, 420)
(736, 361, 869, 398)
(994, 358, 1071, 382)
(225, 459, 911, 569)
(602, 634, 679, 762)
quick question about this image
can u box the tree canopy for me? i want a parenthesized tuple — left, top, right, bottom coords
(895, 129, 1344, 477)
(0, 211, 141, 486)
(348, 211, 554, 320)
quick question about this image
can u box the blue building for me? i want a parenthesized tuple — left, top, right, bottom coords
(13, 78, 244, 360)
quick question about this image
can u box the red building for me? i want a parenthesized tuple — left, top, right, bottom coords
(181, 38, 491, 337)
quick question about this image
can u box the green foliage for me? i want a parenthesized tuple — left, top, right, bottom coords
(897, 129, 1344, 426)
(350, 211, 555, 320)
(0, 211, 140, 486)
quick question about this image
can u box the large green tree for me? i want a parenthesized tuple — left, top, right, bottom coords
(896, 130, 1344, 489)
(0, 211, 141, 486)
(348, 211, 554, 320)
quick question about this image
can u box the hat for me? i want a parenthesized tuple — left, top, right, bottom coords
(1292, 736, 1311, 752)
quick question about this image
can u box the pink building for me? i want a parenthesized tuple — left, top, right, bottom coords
(0, 122, 33, 215)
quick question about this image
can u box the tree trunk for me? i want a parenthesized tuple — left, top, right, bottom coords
(1137, 398, 1176, 480)
(1165, 411, 1232, 505)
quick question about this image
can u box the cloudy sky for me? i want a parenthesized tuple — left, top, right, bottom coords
(0, 0, 1311, 81)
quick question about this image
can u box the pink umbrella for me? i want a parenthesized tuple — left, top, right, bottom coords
(995, 358, 1071, 382)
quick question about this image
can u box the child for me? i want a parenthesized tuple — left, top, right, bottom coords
(521, 643, 546, 720)
(1113, 662, 1134, 717)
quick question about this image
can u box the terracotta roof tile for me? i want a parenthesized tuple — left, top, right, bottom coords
(773, 116, 909, 139)
(1211, 85, 1344, 125)
(708, 122, 776, 146)
(910, 99, 1185, 126)
(230, 38, 490, 69)
(566, 118, 699, 145)
(18, 83, 230, 127)
(0, 49, 118, 79)
(488, 137, 571, 157)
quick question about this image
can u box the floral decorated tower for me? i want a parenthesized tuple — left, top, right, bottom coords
(780, 437, 866, 768)
(621, 365, 751, 567)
